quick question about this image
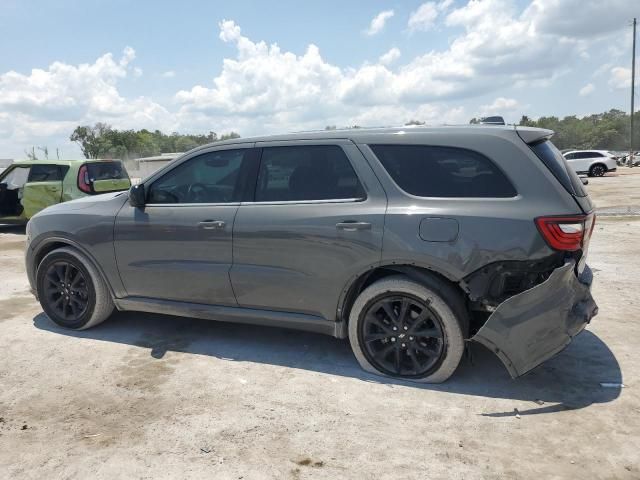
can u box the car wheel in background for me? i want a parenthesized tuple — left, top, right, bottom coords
(348, 275, 465, 383)
(36, 247, 114, 330)
(589, 164, 606, 177)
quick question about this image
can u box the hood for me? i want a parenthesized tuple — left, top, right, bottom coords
(33, 191, 129, 217)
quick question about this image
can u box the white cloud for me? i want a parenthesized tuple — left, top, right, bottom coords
(365, 10, 394, 36)
(479, 97, 521, 117)
(379, 47, 401, 65)
(579, 83, 595, 96)
(161, 70, 176, 78)
(408, 3, 439, 32)
(0, 47, 171, 156)
(524, 0, 636, 38)
(608, 66, 637, 89)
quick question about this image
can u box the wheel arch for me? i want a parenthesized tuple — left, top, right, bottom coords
(32, 237, 116, 299)
(589, 162, 607, 175)
(338, 263, 471, 338)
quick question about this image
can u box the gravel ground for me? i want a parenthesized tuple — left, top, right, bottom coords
(0, 172, 639, 479)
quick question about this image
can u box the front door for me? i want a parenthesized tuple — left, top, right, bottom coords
(114, 145, 257, 305)
(230, 141, 387, 320)
(0, 165, 30, 220)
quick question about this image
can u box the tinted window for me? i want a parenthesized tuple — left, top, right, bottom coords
(529, 140, 586, 197)
(370, 145, 516, 198)
(86, 162, 127, 180)
(148, 149, 248, 204)
(564, 153, 576, 160)
(255, 145, 365, 202)
(28, 164, 65, 182)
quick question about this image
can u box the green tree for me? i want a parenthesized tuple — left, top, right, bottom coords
(70, 124, 241, 159)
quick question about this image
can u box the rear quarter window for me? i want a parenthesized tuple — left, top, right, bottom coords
(369, 144, 516, 198)
(529, 140, 586, 197)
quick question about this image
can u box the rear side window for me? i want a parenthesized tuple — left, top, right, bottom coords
(255, 145, 365, 202)
(529, 140, 586, 197)
(28, 164, 66, 182)
(86, 162, 128, 180)
(369, 145, 516, 198)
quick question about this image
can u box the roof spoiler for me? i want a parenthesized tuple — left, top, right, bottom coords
(516, 126, 554, 145)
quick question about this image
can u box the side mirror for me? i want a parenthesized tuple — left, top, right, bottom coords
(129, 184, 146, 208)
(580, 177, 589, 186)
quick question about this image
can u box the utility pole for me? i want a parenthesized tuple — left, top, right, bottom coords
(631, 17, 637, 167)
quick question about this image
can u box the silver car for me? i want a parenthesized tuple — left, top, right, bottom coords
(25, 126, 598, 383)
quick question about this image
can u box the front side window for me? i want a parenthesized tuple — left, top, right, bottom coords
(370, 144, 517, 198)
(564, 153, 576, 160)
(28, 164, 65, 182)
(1, 167, 30, 190)
(255, 145, 365, 202)
(147, 149, 248, 204)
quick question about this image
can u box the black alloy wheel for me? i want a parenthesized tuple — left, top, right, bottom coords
(43, 261, 90, 323)
(359, 294, 446, 378)
(590, 164, 606, 177)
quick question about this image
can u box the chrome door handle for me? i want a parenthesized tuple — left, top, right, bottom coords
(336, 221, 372, 231)
(199, 220, 226, 230)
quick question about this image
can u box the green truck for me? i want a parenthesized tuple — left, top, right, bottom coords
(0, 159, 131, 224)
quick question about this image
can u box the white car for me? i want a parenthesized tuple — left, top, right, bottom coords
(562, 150, 617, 177)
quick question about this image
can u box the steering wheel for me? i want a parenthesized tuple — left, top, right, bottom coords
(187, 182, 208, 202)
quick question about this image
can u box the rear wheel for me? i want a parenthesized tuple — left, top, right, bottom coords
(589, 163, 606, 177)
(36, 247, 114, 330)
(348, 276, 465, 383)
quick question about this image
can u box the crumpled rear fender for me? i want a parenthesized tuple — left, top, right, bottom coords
(471, 261, 598, 378)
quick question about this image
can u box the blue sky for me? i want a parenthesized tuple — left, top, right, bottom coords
(0, 0, 637, 158)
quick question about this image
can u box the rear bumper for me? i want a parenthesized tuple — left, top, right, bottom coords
(472, 261, 597, 378)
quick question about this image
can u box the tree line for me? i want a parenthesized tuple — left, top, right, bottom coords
(471, 109, 639, 151)
(69, 123, 240, 160)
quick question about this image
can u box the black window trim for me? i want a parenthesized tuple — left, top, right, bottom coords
(367, 144, 519, 200)
(243, 144, 368, 205)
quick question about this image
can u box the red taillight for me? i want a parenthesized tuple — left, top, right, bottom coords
(77, 165, 91, 193)
(535, 213, 595, 251)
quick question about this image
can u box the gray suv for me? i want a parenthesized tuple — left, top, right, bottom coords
(25, 126, 598, 383)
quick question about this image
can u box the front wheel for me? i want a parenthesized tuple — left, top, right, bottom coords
(36, 247, 114, 330)
(348, 276, 465, 383)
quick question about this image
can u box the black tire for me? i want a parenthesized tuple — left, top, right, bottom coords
(589, 163, 606, 177)
(348, 275, 465, 383)
(36, 247, 114, 330)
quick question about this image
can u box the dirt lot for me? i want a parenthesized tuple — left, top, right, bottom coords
(1, 171, 639, 479)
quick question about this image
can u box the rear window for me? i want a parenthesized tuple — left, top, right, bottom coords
(369, 145, 516, 198)
(529, 141, 587, 197)
(86, 161, 128, 180)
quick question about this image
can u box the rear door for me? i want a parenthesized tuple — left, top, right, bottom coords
(22, 164, 66, 218)
(230, 140, 387, 320)
(114, 145, 257, 305)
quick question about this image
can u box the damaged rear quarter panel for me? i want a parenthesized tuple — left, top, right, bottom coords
(471, 261, 598, 378)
